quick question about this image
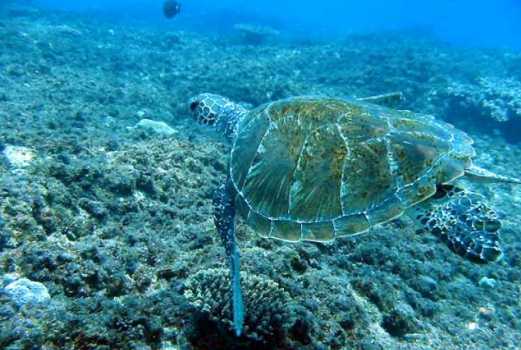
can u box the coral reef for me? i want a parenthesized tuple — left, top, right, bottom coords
(0, 3, 520, 350)
(234, 23, 280, 45)
(446, 77, 521, 122)
(184, 268, 292, 348)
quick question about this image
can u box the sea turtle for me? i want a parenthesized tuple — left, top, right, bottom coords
(188, 93, 521, 336)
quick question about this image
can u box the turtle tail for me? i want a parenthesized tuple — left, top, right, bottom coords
(408, 185, 502, 263)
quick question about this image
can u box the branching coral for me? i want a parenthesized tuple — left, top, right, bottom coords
(184, 268, 291, 345)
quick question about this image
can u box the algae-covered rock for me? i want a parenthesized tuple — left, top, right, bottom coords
(3, 145, 35, 168)
(446, 77, 521, 123)
(3, 277, 50, 307)
(381, 302, 421, 338)
(234, 23, 280, 45)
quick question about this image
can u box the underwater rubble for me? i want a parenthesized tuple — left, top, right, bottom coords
(0, 4, 521, 350)
(445, 77, 521, 123)
(233, 23, 280, 45)
(438, 77, 521, 142)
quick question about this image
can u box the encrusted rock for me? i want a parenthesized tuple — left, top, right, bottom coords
(3, 145, 35, 168)
(446, 77, 521, 122)
(478, 276, 497, 289)
(3, 277, 51, 307)
(130, 119, 177, 136)
(381, 302, 420, 338)
(234, 23, 280, 45)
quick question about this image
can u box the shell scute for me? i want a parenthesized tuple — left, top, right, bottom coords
(231, 108, 270, 190)
(336, 108, 389, 142)
(397, 173, 438, 207)
(245, 210, 272, 238)
(341, 139, 396, 215)
(435, 156, 467, 184)
(333, 213, 371, 237)
(367, 194, 406, 226)
(288, 123, 347, 222)
(268, 97, 348, 127)
(302, 221, 335, 241)
(271, 220, 301, 241)
(389, 132, 448, 184)
(239, 113, 306, 219)
(390, 114, 452, 141)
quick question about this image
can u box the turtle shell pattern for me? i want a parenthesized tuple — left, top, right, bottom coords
(230, 97, 475, 242)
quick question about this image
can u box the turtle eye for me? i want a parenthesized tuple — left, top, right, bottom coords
(190, 101, 199, 111)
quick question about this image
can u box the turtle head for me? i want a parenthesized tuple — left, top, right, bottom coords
(189, 93, 248, 139)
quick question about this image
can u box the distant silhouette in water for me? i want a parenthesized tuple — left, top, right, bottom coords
(163, 0, 181, 19)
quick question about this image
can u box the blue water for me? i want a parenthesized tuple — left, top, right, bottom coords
(34, 0, 521, 48)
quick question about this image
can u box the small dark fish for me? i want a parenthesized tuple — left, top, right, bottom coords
(163, 0, 181, 19)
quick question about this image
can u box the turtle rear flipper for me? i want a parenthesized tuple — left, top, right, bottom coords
(408, 184, 502, 263)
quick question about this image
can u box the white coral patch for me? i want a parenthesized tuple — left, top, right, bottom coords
(129, 119, 177, 136)
(466, 322, 478, 330)
(4, 278, 51, 307)
(3, 145, 35, 167)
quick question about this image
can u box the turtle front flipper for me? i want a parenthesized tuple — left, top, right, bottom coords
(213, 180, 245, 336)
(407, 184, 502, 263)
